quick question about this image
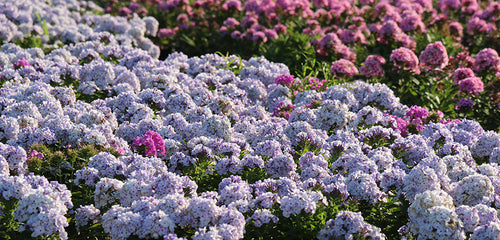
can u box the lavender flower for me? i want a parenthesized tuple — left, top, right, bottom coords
(248, 209, 278, 227)
(280, 190, 326, 217)
(472, 131, 500, 159)
(102, 205, 142, 240)
(266, 154, 297, 178)
(94, 178, 124, 208)
(317, 211, 386, 240)
(450, 174, 495, 206)
(471, 222, 500, 240)
(75, 204, 101, 229)
(314, 99, 354, 132)
(403, 165, 441, 202)
(346, 171, 387, 203)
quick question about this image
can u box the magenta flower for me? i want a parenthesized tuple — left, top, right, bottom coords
(118, 7, 132, 16)
(275, 74, 295, 87)
(27, 150, 44, 160)
(390, 47, 420, 74)
(359, 55, 386, 77)
(452, 68, 475, 83)
(330, 59, 358, 78)
(419, 41, 449, 69)
(222, 0, 242, 11)
(132, 131, 166, 157)
(473, 48, 500, 73)
(306, 76, 326, 90)
(391, 115, 409, 137)
(405, 105, 429, 120)
(274, 24, 287, 34)
(13, 58, 31, 69)
(458, 77, 484, 95)
(448, 21, 463, 39)
(158, 28, 176, 39)
(272, 101, 295, 119)
(466, 17, 496, 35)
(252, 31, 268, 43)
(223, 18, 240, 28)
(379, 20, 403, 39)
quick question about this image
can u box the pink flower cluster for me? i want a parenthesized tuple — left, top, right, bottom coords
(13, 58, 31, 69)
(419, 41, 449, 69)
(27, 150, 44, 160)
(452, 68, 475, 83)
(473, 48, 500, 73)
(391, 106, 452, 137)
(359, 55, 386, 78)
(390, 47, 420, 74)
(330, 59, 358, 78)
(458, 77, 484, 95)
(132, 130, 166, 157)
(275, 74, 295, 87)
(272, 101, 295, 119)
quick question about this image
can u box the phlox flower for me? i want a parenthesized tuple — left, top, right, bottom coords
(132, 130, 166, 157)
(419, 41, 449, 69)
(390, 47, 420, 74)
(359, 55, 385, 78)
(330, 59, 358, 78)
(458, 77, 484, 95)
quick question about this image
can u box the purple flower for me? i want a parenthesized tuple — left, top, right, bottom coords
(330, 59, 358, 78)
(419, 41, 449, 69)
(274, 74, 295, 87)
(75, 205, 100, 229)
(280, 190, 326, 217)
(390, 47, 420, 74)
(452, 68, 475, 83)
(266, 154, 297, 178)
(248, 209, 278, 227)
(471, 222, 500, 240)
(317, 211, 386, 240)
(458, 77, 484, 95)
(132, 130, 166, 157)
(13, 58, 31, 69)
(359, 55, 386, 77)
(473, 48, 500, 73)
(455, 98, 474, 111)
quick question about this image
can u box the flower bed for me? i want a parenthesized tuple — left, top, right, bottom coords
(0, 0, 500, 240)
(98, 0, 500, 131)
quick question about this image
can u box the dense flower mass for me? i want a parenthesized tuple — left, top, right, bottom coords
(390, 47, 420, 74)
(419, 41, 449, 69)
(330, 59, 358, 78)
(359, 55, 386, 78)
(1, 0, 500, 239)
